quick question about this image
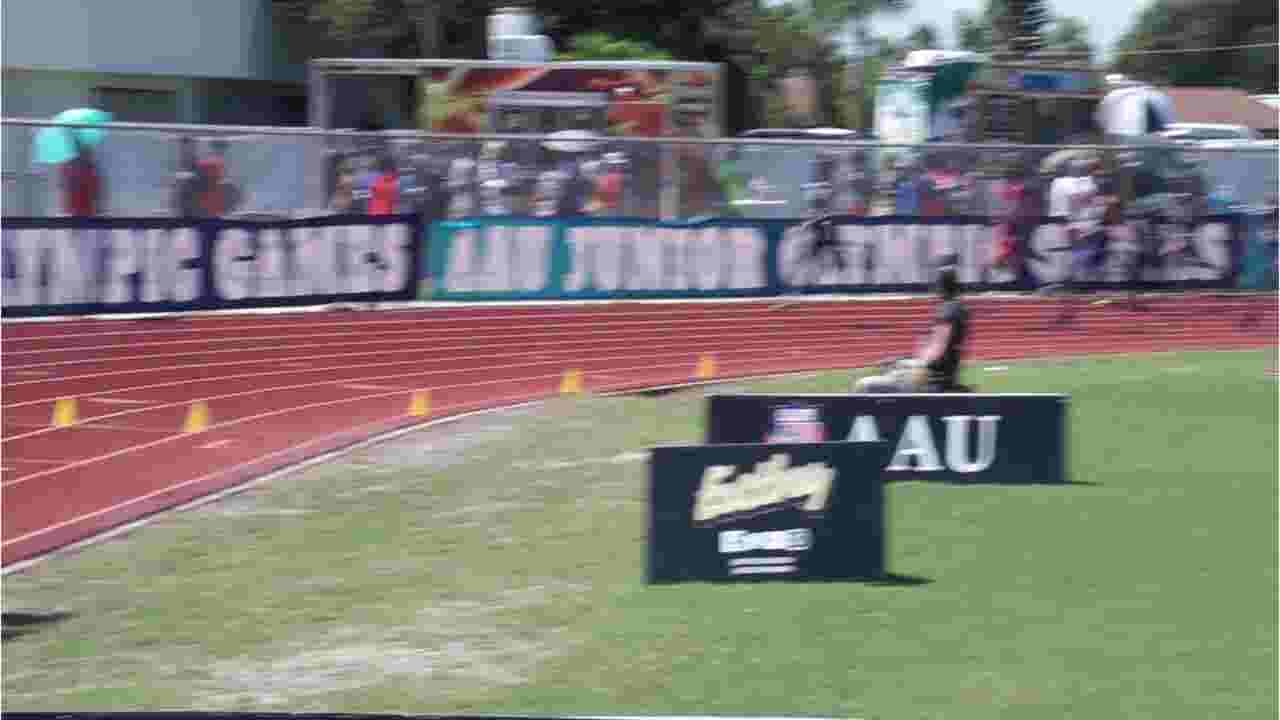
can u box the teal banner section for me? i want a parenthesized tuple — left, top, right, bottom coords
(422, 213, 1256, 301)
(424, 216, 784, 301)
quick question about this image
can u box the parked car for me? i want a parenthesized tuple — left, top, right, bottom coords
(1156, 123, 1262, 143)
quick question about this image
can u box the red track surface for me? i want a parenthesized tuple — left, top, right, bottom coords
(2, 295, 1276, 568)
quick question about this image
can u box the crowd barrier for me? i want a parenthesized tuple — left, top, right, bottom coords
(5, 119, 1278, 224)
(0, 215, 420, 318)
(3, 210, 1273, 317)
(428, 211, 1271, 301)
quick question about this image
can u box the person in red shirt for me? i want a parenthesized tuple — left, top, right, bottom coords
(60, 136, 102, 217)
(368, 154, 400, 215)
(195, 139, 229, 217)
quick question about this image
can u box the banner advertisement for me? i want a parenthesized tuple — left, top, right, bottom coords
(426, 213, 1249, 300)
(1, 215, 420, 318)
(425, 216, 780, 300)
(704, 394, 1070, 485)
(647, 441, 893, 584)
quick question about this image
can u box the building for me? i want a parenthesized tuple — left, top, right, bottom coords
(2, 0, 308, 125)
(2, 0, 313, 216)
(1160, 87, 1280, 139)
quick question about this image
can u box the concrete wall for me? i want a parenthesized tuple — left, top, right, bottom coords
(2, 0, 305, 83)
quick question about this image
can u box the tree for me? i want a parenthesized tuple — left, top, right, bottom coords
(953, 0, 1091, 57)
(271, 0, 484, 59)
(1112, 0, 1277, 92)
(808, 0, 911, 57)
(906, 23, 941, 50)
(1005, 0, 1051, 51)
(1045, 16, 1092, 58)
(555, 33, 673, 61)
(954, 9, 992, 53)
(752, 3, 848, 127)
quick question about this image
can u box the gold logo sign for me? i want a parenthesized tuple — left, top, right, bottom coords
(692, 453, 834, 525)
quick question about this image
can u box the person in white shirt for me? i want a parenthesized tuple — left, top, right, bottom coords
(1048, 162, 1080, 222)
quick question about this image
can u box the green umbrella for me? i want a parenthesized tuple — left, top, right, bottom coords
(33, 108, 113, 164)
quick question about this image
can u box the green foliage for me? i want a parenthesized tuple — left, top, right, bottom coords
(752, 3, 849, 127)
(1112, 0, 1278, 92)
(556, 32, 673, 61)
(953, 0, 1092, 59)
(906, 23, 941, 50)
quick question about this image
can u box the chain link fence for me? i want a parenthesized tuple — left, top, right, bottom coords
(4, 118, 1277, 223)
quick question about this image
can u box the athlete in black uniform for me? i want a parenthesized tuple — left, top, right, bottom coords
(854, 262, 971, 393)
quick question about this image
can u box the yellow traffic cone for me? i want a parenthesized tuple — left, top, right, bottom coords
(51, 397, 77, 428)
(408, 390, 431, 417)
(559, 369, 583, 395)
(183, 401, 210, 433)
(695, 354, 717, 380)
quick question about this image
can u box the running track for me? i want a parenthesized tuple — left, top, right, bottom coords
(2, 294, 1276, 568)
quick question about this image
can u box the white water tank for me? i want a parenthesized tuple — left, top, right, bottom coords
(487, 6, 553, 61)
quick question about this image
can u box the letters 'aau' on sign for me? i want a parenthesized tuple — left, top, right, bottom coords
(704, 394, 1069, 485)
(647, 441, 893, 584)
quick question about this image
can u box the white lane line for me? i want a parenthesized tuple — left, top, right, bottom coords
(199, 439, 235, 450)
(337, 383, 409, 392)
(86, 397, 156, 405)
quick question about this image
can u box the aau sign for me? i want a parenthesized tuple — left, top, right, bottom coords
(846, 414, 1001, 473)
(705, 394, 1068, 485)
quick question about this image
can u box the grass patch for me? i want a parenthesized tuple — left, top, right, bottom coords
(3, 351, 1276, 717)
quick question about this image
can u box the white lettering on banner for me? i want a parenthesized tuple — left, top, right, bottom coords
(513, 226, 547, 291)
(450, 225, 549, 293)
(846, 414, 1002, 473)
(942, 415, 1001, 473)
(850, 415, 882, 443)
(831, 225, 863, 285)
(1181, 222, 1230, 282)
(1, 228, 100, 305)
(1028, 224, 1070, 283)
(727, 227, 767, 289)
(481, 224, 512, 293)
(129, 228, 201, 303)
(690, 227, 720, 290)
(660, 228, 689, 291)
(718, 528, 813, 554)
(563, 227, 592, 292)
(342, 225, 374, 294)
(214, 228, 255, 301)
(594, 229, 622, 291)
(886, 415, 944, 471)
(3, 229, 44, 306)
(781, 223, 972, 288)
(693, 454, 834, 523)
(445, 227, 477, 292)
(565, 225, 767, 294)
(295, 226, 335, 295)
(624, 227, 662, 291)
(102, 229, 140, 305)
(253, 228, 289, 298)
(777, 224, 810, 287)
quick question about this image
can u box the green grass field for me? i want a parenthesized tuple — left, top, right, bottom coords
(3, 350, 1276, 718)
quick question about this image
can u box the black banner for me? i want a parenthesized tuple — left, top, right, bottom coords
(648, 441, 893, 584)
(0, 215, 421, 318)
(775, 213, 1249, 294)
(705, 394, 1069, 485)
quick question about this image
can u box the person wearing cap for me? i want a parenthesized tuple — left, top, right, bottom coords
(853, 262, 971, 393)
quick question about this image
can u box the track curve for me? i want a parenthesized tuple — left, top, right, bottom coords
(2, 294, 1275, 567)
